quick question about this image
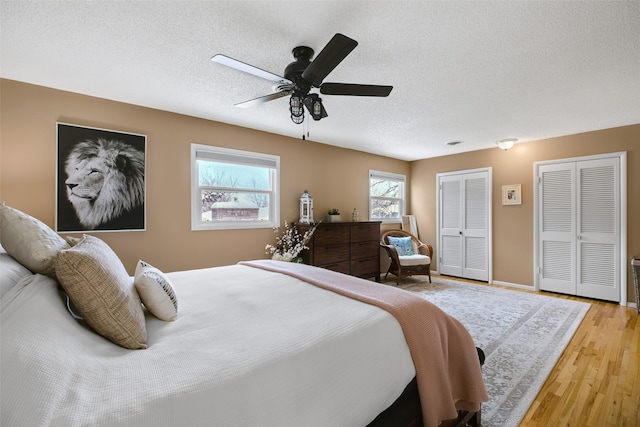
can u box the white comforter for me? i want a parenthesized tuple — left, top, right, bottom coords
(0, 264, 415, 427)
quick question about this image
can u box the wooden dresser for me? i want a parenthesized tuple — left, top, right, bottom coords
(299, 221, 381, 282)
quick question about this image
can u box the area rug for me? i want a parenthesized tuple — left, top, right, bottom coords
(397, 275, 590, 427)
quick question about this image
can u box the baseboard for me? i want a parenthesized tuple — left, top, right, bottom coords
(491, 280, 534, 290)
(433, 273, 533, 291)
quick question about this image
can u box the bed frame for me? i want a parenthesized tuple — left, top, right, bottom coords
(368, 347, 485, 427)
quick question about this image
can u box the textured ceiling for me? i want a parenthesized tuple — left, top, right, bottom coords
(1, 1, 639, 161)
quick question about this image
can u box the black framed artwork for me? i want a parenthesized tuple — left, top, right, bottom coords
(56, 123, 147, 232)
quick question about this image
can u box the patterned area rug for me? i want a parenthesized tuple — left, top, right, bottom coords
(396, 275, 590, 427)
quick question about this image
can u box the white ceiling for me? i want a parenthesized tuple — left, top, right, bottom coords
(1, 1, 639, 161)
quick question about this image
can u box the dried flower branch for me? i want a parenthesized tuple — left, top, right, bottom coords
(265, 221, 319, 262)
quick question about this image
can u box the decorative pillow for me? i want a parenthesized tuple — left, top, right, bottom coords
(387, 236, 414, 256)
(63, 235, 84, 247)
(134, 260, 178, 321)
(55, 235, 147, 349)
(0, 203, 70, 276)
(0, 247, 34, 297)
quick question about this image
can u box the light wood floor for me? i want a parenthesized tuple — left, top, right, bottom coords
(519, 292, 639, 427)
(453, 277, 640, 427)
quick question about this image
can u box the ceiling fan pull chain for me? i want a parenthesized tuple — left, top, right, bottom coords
(302, 115, 310, 140)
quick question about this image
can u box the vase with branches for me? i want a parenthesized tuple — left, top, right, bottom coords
(265, 221, 318, 262)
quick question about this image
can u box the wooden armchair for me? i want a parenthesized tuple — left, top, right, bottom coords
(380, 229, 433, 286)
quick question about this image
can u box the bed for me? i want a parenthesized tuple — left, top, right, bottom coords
(0, 203, 488, 427)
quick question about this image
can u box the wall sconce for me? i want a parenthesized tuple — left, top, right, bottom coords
(496, 138, 517, 151)
(299, 189, 314, 224)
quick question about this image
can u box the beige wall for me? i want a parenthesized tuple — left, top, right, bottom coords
(0, 79, 408, 273)
(410, 125, 640, 302)
(2, 79, 638, 303)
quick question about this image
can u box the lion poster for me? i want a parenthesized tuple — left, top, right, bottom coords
(56, 123, 146, 232)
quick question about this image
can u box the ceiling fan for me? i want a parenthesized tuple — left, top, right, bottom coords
(211, 33, 393, 125)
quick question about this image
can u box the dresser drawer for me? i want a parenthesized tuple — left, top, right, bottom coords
(351, 240, 380, 260)
(313, 224, 350, 246)
(314, 245, 350, 265)
(351, 223, 380, 243)
(321, 261, 351, 275)
(350, 257, 379, 278)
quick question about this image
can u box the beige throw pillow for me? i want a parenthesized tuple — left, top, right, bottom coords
(0, 203, 69, 276)
(55, 235, 147, 349)
(134, 260, 178, 321)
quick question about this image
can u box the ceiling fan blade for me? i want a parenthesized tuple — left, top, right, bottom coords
(301, 33, 358, 87)
(235, 91, 292, 108)
(212, 54, 291, 84)
(320, 83, 393, 97)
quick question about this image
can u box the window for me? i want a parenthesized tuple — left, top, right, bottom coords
(369, 170, 406, 222)
(191, 144, 280, 230)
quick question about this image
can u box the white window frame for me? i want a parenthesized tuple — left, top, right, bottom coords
(191, 143, 280, 230)
(369, 169, 406, 223)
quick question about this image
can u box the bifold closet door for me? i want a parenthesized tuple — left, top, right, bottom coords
(538, 157, 620, 302)
(538, 163, 577, 295)
(576, 158, 620, 301)
(439, 175, 463, 277)
(438, 171, 489, 281)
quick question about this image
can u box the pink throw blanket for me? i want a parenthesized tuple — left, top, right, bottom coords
(241, 260, 488, 427)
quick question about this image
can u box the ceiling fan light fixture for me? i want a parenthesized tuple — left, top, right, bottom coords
(290, 95, 304, 124)
(303, 94, 327, 121)
(313, 100, 322, 116)
(496, 138, 517, 151)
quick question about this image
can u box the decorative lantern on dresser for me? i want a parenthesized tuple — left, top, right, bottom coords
(299, 189, 313, 224)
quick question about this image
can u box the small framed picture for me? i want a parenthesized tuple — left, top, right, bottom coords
(502, 184, 522, 205)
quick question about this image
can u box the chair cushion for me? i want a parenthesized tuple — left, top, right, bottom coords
(387, 236, 414, 256)
(398, 254, 431, 266)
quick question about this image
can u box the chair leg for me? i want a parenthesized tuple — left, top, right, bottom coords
(427, 266, 432, 283)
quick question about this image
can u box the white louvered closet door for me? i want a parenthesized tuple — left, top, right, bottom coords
(439, 175, 463, 277)
(576, 158, 620, 301)
(538, 157, 620, 301)
(438, 170, 490, 281)
(462, 172, 489, 281)
(538, 163, 577, 295)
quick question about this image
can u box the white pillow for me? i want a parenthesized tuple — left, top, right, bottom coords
(0, 247, 33, 297)
(134, 260, 178, 321)
(0, 203, 69, 276)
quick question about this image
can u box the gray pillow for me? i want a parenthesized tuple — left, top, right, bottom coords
(0, 203, 69, 276)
